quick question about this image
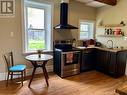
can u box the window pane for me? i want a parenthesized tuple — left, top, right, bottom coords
(80, 24, 88, 31)
(28, 29, 45, 51)
(79, 21, 94, 40)
(28, 7, 44, 29)
(80, 31, 89, 39)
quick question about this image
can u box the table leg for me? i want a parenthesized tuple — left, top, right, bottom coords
(43, 66, 49, 79)
(42, 65, 49, 86)
(28, 67, 36, 87)
(43, 61, 49, 79)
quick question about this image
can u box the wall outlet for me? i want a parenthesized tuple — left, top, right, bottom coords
(10, 32, 14, 37)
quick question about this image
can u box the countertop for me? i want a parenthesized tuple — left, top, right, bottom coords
(76, 46, 127, 52)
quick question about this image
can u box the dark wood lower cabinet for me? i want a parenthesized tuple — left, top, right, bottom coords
(81, 49, 95, 72)
(108, 51, 127, 78)
(108, 52, 117, 77)
(116, 51, 127, 77)
(95, 50, 109, 73)
(81, 48, 127, 78)
(95, 50, 127, 78)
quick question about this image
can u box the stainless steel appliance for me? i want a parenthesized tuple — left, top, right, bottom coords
(53, 40, 80, 77)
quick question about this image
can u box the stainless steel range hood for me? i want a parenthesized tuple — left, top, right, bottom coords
(54, 0, 78, 30)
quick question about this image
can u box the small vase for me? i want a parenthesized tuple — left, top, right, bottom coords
(38, 53, 41, 58)
(37, 50, 43, 58)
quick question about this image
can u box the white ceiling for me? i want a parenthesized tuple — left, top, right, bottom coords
(76, 0, 106, 7)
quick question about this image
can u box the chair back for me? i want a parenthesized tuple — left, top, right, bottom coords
(3, 52, 14, 71)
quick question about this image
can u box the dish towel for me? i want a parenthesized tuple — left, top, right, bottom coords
(66, 53, 73, 63)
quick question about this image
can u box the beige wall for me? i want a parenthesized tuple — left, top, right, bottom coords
(0, 0, 26, 73)
(96, 0, 127, 48)
(0, 0, 96, 74)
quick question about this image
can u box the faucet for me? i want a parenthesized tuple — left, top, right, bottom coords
(106, 40, 113, 49)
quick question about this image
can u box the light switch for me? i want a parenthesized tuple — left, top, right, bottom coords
(10, 32, 14, 37)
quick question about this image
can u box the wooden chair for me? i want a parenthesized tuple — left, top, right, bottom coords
(3, 52, 26, 87)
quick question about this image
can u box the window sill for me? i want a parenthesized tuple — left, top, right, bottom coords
(23, 50, 53, 56)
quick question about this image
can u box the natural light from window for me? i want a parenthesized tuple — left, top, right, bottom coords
(27, 7, 45, 51)
(79, 21, 94, 40)
(28, 7, 44, 29)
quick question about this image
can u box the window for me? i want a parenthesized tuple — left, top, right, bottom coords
(79, 20, 94, 40)
(22, 0, 53, 53)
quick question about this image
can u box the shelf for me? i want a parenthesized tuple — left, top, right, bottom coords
(97, 24, 125, 28)
(97, 35, 124, 37)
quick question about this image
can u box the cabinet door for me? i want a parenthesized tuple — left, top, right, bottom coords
(108, 52, 117, 77)
(81, 53, 94, 72)
(96, 50, 103, 71)
(96, 50, 109, 73)
(108, 51, 127, 78)
(116, 51, 127, 77)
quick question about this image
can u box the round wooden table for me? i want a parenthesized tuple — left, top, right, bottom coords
(25, 54, 53, 87)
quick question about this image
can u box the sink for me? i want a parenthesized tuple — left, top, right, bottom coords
(106, 40, 113, 49)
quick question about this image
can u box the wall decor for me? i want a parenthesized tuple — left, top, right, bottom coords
(0, 0, 15, 18)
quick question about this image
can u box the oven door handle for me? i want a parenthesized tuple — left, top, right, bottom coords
(62, 51, 80, 54)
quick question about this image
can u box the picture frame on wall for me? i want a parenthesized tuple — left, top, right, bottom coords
(0, 0, 15, 18)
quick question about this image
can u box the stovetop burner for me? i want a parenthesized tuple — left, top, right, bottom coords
(54, 43, 80, 52)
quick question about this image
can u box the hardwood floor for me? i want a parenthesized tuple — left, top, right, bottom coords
(0, 71, 126, 95)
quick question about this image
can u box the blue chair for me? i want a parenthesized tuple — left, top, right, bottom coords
(3, 52, 26, 87)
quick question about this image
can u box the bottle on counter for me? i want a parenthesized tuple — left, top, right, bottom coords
(105, 29, 108, 35)
(109, 28, 113, 35)
(105, 28, 110, 35)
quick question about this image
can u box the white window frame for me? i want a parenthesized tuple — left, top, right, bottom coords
(78, 20, 95, 40)
(21, 0, 54, 53)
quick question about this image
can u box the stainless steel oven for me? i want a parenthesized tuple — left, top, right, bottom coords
(61, 51, 80, 77)
(53, 40, 81, 78)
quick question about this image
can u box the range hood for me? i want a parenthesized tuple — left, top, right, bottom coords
(54, 1, 78, 30)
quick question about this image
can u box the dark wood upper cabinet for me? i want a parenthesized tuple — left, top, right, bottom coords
(94, 0, 117, 6)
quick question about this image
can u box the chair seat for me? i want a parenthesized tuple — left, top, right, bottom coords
(9, 64, 26, 72)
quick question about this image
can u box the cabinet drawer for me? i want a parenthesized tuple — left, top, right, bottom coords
(82, 48, 95, 53)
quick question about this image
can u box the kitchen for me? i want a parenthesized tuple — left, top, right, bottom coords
(0, 0, 127, 95)
(54, 0, 126, 77)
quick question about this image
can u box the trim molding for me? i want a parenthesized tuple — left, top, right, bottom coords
(0, 65, 53, 81)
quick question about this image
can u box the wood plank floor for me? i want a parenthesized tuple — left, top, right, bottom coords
(0, 71, 126, 95)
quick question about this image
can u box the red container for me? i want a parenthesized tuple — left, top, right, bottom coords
(114, 28, 121, 35)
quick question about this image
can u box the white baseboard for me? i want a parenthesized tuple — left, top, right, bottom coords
(0, 65, 53, 81)
(0, 73, 6, 81)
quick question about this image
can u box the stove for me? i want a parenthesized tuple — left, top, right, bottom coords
(53, 40, 81, 77)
